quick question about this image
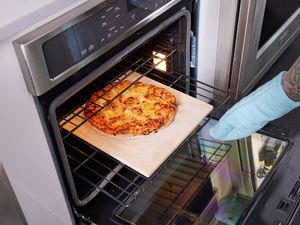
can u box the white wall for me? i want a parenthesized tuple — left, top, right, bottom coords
(196, 0, 222, 102)
(197, 0, 221, 87)
(0, 0, 87, 41)
(0, 0, 56, 27)
(196, 0, 238, 101)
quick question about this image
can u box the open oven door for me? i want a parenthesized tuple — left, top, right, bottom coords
(192, 119, 290, 225)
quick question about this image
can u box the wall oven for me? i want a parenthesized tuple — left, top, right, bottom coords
(14, 1, 231, 223)
(7, 0, 300, 225)
(230, 0, 300, 101)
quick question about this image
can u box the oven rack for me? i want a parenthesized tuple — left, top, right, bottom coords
(113, 137, 231, 225)
(58, 46, 178, 139)
(58, 38, 229, 140)
(57, 38, 231, 207)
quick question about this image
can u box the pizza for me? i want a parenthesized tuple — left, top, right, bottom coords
(84, 80, 176, 136)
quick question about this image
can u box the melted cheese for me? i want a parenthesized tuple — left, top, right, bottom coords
(85, 80, 176, 136)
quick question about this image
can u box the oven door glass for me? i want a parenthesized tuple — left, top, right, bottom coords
(113, 120, 288, 225)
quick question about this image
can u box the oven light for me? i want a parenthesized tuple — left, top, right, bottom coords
(153, 51, 167, 72)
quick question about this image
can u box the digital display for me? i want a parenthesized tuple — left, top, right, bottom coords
(43, 17, 99, 79)
(42, 0, 169, 79)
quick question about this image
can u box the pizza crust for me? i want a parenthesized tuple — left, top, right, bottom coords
(84, 80, 176, 137)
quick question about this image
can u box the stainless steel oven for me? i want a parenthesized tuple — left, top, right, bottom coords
(230, 0, 300, 101)
(11, 0, 298, 224)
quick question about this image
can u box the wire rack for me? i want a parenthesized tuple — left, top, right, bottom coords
(57, 37, 231, 207)
(58, 39, 228, 140)
(114, 137, 231, 225)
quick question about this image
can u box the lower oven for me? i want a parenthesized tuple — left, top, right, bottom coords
(11, 0, 297, 225)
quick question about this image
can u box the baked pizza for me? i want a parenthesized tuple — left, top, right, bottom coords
(84, 80, 176, 136)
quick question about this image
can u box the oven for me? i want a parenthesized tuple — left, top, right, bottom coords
(7, 0, 300, 225)
(230, 0, 300, 101)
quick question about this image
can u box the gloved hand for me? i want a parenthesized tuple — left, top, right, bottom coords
(209, 72, 300, 141)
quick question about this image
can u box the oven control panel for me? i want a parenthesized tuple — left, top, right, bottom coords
(43, 0, 173, 79)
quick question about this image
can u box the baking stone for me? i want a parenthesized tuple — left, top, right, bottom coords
(60, 71, 213, 177)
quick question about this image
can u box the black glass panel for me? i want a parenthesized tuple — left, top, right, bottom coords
(259, 0, 300, 48)
(42, 0, 171, 79)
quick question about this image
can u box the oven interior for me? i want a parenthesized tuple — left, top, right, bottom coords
(50, 14, 288, 225)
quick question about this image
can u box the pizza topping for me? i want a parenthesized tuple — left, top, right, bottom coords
(84, 80, 176, 136)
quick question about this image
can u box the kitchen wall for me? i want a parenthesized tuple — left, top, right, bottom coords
(196, 0, 238, 99)
(0, 0, 88, 41)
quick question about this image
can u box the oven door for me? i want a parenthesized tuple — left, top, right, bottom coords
(237, 124, 300, 225)
(107, 121, 291, 225)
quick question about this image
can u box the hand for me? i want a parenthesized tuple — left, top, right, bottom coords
(209, 72, 300, 141)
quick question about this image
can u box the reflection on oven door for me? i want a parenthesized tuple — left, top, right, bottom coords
(112, 119, 288, 225)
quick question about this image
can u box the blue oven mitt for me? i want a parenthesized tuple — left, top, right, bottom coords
(209, 72, 300, 141)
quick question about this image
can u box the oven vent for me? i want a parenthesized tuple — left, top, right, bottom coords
(289, 181, 300, 200)
(276, 199, 292, 214)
